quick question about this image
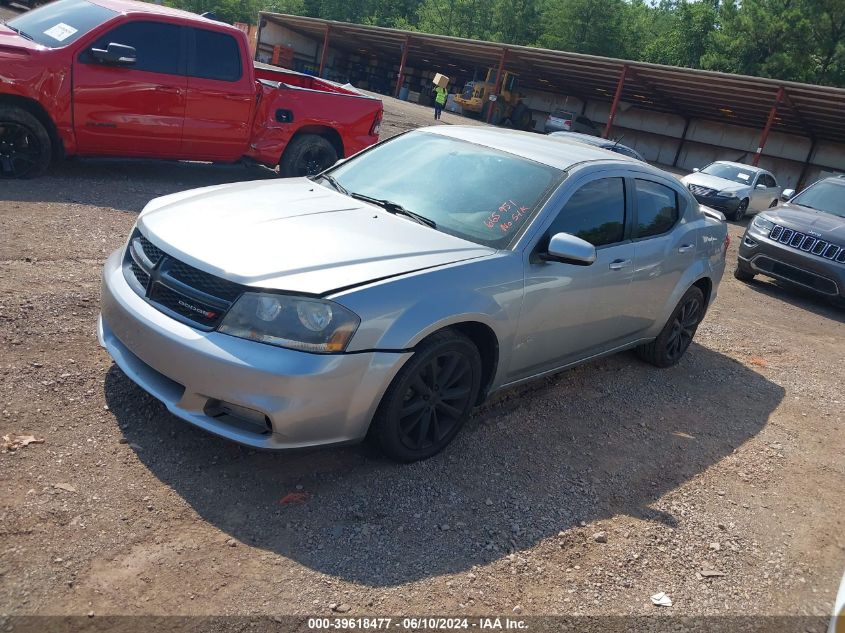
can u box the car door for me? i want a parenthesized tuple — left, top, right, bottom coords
(72, 20, 187, 157)
(508, 174, 638, 381)
(629, 178, 695, 330)
(181, 27, 254, 161)
(750, 172, 775, 212)
(755, 173, 780, 212)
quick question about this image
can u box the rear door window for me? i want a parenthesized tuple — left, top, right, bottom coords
(634, 179, 679, 238)
(190, 28, 242, 82)
(82, 20, 183, 75)
(546, 178, 626, 247)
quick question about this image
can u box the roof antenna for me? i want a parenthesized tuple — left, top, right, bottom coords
(200, 11, 220, 21)
(611, 134, 624, 148)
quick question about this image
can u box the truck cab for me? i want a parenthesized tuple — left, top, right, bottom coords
(0, 0, 383, 178)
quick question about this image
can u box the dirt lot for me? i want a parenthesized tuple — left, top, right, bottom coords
(1, 83, 844, 629)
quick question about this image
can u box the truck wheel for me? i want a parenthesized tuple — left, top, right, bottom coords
(0, 106, 52, 179)
(279, 134, 338, 178)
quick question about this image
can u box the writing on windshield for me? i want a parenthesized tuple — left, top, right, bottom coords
(484, 200, 530, 233)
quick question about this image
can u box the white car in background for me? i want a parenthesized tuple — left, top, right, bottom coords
(681, 160, 782, 221)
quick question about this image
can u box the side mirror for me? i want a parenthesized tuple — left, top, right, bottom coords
(91, 42, 137, 66)
(542, 232, 596, 266)
(781, 188, 795, 200)
(692, 167, 700, 172)
(756, 183, 767, 190)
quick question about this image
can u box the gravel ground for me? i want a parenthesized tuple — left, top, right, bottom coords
(1, 80, 844, 630)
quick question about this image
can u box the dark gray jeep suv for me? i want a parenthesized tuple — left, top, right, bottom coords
(735, 176, 845, 301)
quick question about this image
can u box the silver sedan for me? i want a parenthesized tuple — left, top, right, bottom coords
(99, 127, 728, 461)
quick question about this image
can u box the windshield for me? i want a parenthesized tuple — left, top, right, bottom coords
(326, 131, 562, 249)
(7, 0, 116, 47)
(792, 180, 845, 218)
(700, 162, 756, 185)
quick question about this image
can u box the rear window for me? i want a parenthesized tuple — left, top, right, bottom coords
(552, 110, 573, 118)
(7, 0, 116, 47)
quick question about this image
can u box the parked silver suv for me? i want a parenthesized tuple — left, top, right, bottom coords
(736, 175, 845, 301)
(99, 128, 728, 461)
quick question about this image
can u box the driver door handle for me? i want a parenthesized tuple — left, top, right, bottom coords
(678, 244, 695, 253)
(609, 259, 632, 270)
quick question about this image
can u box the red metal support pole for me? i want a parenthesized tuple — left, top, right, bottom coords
(752, 86, 785, 166)
(318, 25, 331, 78)
(486, 48, 508, 124)
(395, 36, 410, 98)
(603, 64, 628, 139)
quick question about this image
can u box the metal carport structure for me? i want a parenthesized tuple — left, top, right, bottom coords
(258, 13, 845, 186)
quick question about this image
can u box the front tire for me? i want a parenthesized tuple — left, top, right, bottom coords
(636, 286, 705, 368)
(734, 262, 755, 282)
(278, 134, 338, 178)
(0, 106, 52, 179)
(732, 198, 749, 221)
(370, 330, 482, 462)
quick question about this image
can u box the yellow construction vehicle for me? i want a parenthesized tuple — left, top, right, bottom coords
(453, 68, 532, 130)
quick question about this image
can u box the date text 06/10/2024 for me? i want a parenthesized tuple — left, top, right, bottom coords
(307, 617, 529, 630)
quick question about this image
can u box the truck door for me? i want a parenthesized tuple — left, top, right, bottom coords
(181, 27, 254, 161)
(72, 20, 187, 157)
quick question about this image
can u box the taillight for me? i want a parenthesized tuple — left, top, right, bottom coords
(722, 234, 730, 256)
(563, 119, 572, 129)
(370, 110, 383, 136)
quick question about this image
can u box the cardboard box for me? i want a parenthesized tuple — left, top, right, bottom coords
(433, 73, 449, 89)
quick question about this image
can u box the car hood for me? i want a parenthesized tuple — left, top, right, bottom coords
(682, 173, 749, 193)
(137, 178, 495, 295)
(764, 204, 845, 241)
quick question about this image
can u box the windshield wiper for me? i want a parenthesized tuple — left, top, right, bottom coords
(348, 192, 436, 229)
(309, 173, 348, 196)
(5, 24, 35, 41)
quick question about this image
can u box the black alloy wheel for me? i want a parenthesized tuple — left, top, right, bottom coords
(636, 286, 705, 368)
(733, 198, 749, 221)
(397, 350, 474, 452)
(0, 121, 46, 179)
(371, 330, 482, 462)
(278, 133, 338, 178)
(665, 293, 702, 363)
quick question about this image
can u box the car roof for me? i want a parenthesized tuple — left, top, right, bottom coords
(89, 0, 225, 25)
(425, 126, 640, 171)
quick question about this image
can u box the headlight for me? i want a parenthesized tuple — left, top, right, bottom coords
(717, 190, 738, 198)
(218, 293, 360, 353)
(751, 215, 775, 235)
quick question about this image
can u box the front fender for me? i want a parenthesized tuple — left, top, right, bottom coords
(332, 254, 524, 380)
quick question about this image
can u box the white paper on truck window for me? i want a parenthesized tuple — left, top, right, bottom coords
(737, 172, 751, 181)
(43, 23, 78, 42)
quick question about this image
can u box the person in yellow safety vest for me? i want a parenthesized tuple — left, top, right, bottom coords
(433, 85, 447, 120)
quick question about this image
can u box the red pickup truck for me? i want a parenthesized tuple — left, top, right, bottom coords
(0, 0, 383, 179)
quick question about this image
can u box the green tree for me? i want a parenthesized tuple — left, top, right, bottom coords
(538, 0, 628, 57)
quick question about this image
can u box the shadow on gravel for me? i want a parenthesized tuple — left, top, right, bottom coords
(104, 342, 784, 587)
(1, 158, 276, 213)
(739, 277, 845, 323)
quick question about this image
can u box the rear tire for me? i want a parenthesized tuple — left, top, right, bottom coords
(0, 106, 52, 179)
(278, 134, 338, 178)
(370, 330, 482, 462)
(636, 286, 705, 368)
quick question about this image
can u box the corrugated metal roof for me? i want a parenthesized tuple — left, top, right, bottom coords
(260, 12, 845, 144)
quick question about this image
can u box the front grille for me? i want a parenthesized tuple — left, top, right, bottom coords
(689, 184, 717, 197)
(168, 259, 242, 302)
(130, 260, 150, 289)
(769, 224, 845, 264)
(139, 236, 164, 264)
(123, 229, 244, 330)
